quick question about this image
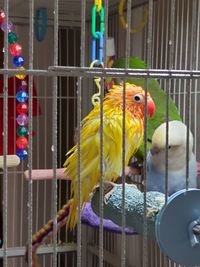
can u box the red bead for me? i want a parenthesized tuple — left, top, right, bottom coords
(0, 10, 5, 23)
(17, 102, 28, 114)
(9, 43, 22, 56)
(16, 137, 28, 149)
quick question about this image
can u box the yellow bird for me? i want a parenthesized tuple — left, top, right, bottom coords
(64, 83, 155, 229)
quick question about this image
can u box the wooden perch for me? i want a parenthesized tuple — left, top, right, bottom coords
(23, 167, 139, 181)
(24, 162, 200, 181)
(0, 155, 20, 169)
(24, 168, 68, 181)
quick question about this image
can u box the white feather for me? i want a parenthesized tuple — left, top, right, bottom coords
(147, 120, 197, 195)
(151, 121, 193, 172)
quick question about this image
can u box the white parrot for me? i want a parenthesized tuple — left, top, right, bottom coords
(146, 120, 197, 195)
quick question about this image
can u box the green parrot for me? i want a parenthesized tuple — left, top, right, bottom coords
(113, 57, 181, 162)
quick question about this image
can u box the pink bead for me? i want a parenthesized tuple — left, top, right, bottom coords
(16, 137, 28, 149)
(16, 114, 28, 126)
(21, 80, 28, 90)
(1, 20, 13, 32)
(9, 43, 22, 56)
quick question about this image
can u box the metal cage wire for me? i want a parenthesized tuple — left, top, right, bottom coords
(0, 0, 199, 267)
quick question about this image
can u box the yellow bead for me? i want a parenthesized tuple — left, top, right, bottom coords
(15, 66, 26, 80)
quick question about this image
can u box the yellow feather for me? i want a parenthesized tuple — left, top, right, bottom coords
(64, 83, 147, 229)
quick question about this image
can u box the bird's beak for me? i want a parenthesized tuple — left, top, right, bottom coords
(147, 98, 155, 118)
(150, 145, 160, 155)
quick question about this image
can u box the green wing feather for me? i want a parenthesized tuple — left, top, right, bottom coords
(113, 57, 181, 162)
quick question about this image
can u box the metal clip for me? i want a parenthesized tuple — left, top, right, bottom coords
(188, 218, 200, 247)
(90, 60, 104, 106)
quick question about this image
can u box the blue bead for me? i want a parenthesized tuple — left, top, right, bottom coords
(16, 90, 29, 102)
(16, 149, 28, 160)
(13, 55, 25, 67)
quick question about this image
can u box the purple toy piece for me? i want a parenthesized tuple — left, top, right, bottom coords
(81, 202, 137, 235)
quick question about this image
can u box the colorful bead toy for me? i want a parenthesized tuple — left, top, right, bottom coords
(0, 9, 28, 160)
(9, 43, 22, 56)
(16, 114, 28, 126)
(8, 32, 18, 43)
(1, 20, 13, 32)
(17, 126, 28, 136)
(12, 55, 24, 67)
(15, 66, 26, 79)
(16, 136, 28, 149)
(17, 102, 28, 114)
(0, 10, 5, 23)
(16, 148, 28, 160)
(17, 126, 28, 137)
(16, 89, 29, 102)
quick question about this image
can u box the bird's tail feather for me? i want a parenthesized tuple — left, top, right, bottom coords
(67, 198, 78, 230)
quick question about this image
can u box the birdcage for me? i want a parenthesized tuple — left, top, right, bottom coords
(0, 0, 200, 267)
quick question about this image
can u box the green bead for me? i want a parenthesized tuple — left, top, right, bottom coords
(17, 126, 28, 137)
(8, 32, 18, 44)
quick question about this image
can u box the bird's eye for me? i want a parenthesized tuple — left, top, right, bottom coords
(168, 146, 171, 149)
(133, 94, 143, 103)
